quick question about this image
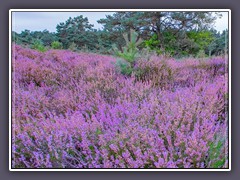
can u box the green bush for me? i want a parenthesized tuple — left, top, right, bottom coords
(31, 40, 46, 52)
(196, 49, 206, 59)
(115, 58, 133, 76)
(51, 41, 63, 49)
(68, 42, 78, 52)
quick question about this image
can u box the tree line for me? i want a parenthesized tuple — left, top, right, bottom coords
(12, 12, 229, 58)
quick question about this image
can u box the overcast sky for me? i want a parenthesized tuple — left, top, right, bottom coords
(12, 11, 229, 33)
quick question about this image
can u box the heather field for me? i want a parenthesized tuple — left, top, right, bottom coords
(12, 45, 228, 169)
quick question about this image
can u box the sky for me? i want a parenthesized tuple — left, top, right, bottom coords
(12, 11, 229, 33)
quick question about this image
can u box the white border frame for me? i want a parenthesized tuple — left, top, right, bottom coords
(9, 9, 231, 171)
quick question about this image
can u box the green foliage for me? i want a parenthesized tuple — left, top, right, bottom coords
(162, 31, 177, 56)
(144, 34, 160, 49)
(31, 40, 46, 52)
(114, 45, 137, 64)
(12, 30, 58, 48)
(187, 30, 215, 57)
(113, 29, 143, 76)
(115, 59, 133, 76)
(146, 31, 179, 57)
(114, 29, 142, 66)
(51, 41, 63, 49)
(144, 34, 162, 55)
(95, 128, 103, 136)
(99, 12, 219, 57)
(208, 139, 226, 168)
(68, 42, 78, 52)
(12, 31, 22, 44)
(12, 12, 227, 58)
(207, 29, 228, 56)
(196, 49, 206, 58)
(95, 30, 114, 54)
(98, 12, 145, 51)
(56, 15, 97, 50)
(39, 30, 58, 46)
(145, 30, 218, 58)
(187, 31, 214, 50)
(80, 44, 90, 53)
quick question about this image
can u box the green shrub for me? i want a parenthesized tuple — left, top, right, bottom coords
(68, 42, 78, 52)
(115, 58, 133, 76)
(196, 49, 206, 59)
(31, 40, 46, 52)
(51, 41, 63, 49)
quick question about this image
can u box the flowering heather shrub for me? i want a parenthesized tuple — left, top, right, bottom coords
(12, 45, 228, 168)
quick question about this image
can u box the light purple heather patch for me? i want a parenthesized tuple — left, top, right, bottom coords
(12, 45, 228, 168)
